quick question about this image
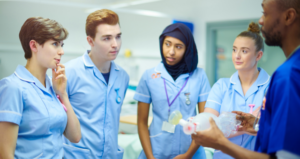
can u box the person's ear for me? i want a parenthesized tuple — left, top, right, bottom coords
(29, 40, 38, 53)
(284, 8, 297, 26)
(87, 36, 94, 47)
(256, 50, 263, 62)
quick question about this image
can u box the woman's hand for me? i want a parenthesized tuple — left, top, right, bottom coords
(174, 154, 191, 159)
(52, 64, 67, 97)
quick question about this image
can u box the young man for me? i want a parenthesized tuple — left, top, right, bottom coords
(192, 0, 300, 158)
(63, 9, 129, 159)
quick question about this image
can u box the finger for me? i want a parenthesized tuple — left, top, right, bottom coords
(191, 131, 201, 139)
(55, 74, 66, 80)
(209, 117, 217, 128)
(236, 115, 245, 121)
(237, 126, 246, 131)
(232, 111, 242, 114)
(232, 111, 246, 116)
(57, 63, 65, 68)
(56, 68, 65, 75)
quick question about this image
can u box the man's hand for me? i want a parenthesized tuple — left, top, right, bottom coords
(191, 117, 227, 150)
(232, 111, 257, 135)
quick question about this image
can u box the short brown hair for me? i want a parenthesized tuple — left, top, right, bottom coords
(19, 17, 68, 59)
(237, 22, 264, 52)
(86, 9, 119, 39)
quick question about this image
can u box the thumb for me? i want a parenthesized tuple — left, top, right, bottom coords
(209, 117, 217, 127)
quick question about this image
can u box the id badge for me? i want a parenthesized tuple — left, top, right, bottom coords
(162, 121, 175, 133)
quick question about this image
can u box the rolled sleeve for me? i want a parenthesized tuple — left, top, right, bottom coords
(0, 79, 23, 125)
(134, 72, 151, 104)
(198, 72, 211, 103)
(205, 79, 224, 113)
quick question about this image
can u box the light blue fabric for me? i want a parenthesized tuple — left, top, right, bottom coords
(134, 62, 210, 159)
(0, 65, 67, 158)
(205, 68, 270, 159)
(63, 51, 129, 159)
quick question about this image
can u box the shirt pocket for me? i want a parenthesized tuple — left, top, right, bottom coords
(63, 143, 92, 158)
(116, 145, 124, 159)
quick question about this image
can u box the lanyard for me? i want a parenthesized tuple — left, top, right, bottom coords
(164, 77, 189, 117)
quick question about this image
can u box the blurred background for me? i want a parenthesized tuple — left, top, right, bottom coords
(0, 0, 285, 158)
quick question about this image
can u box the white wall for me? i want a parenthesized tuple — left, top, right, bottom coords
(192, 0, 263, 71)
(0, 0, 266, 82)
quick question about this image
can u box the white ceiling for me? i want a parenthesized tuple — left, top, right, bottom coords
(0, 0, 264, 56)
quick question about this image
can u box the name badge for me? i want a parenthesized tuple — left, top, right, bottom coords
(162, 121, 175, 133)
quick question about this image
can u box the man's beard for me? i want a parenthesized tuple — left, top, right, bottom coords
(261, 19, 283, 47)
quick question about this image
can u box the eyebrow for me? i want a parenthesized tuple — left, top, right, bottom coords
(164, 40, 184, 46)
(233, 46, 250, 50)
(101, 33, 122, 37)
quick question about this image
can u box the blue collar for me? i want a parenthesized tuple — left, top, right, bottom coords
(14, 65, 52, 95)
(82, 51, 120, 71)
(230, 68, 270, 99)
(155, 62, 190, 84)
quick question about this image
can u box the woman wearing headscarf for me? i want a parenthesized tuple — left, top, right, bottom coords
(134, 23, 210, 159)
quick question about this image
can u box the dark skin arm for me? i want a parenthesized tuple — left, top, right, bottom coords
(137, 101, 155, 159)
(191, 117, 271, 159)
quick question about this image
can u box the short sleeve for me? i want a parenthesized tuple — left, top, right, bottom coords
(133, 71, 151, 104)
(0, 79, 23, 125)
(257, 67, 300, 156)
(197, 72, 211, 103)
(204, 79, 224, 113)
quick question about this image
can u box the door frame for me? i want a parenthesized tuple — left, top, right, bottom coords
(205, 19, 259, 86)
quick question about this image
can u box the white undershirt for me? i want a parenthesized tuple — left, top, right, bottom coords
(277, 150, 300, 159)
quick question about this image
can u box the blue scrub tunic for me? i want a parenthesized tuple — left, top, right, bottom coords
(0, 65, 67, 158)
(205, 68, 270, 159)
(255, 47, 300, 156)
(63, 51, 129, 159)
(134, 63, 210, 159)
